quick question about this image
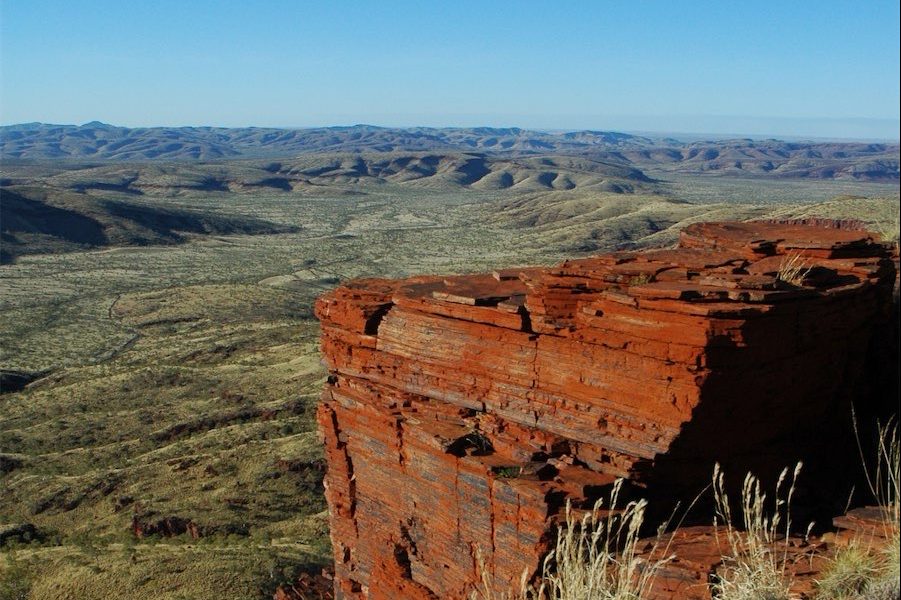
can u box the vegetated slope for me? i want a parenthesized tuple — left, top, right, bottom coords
(0, 121, 245, 161)
(0, 151, 657, 262)
(0, 285, 331, 599)
(487, 191, 900, 254)
(2, 122, 897, 181)
(1, 178, 896, 597)
(0, 186, 297, 263)
(1, 153, 655, 196)
(229, 154, 651, 193)
(488, 190, 773, 252)
(593, 139, 900, 180)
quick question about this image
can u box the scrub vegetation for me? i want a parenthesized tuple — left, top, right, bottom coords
(1, 151, 898, 598)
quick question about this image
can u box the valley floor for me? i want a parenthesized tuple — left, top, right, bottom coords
(1, 179, 898, 598)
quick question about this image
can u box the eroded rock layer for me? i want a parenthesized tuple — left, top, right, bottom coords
(315, 221, 895, 599)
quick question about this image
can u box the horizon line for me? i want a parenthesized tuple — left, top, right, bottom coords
(2, 119, 899, 145)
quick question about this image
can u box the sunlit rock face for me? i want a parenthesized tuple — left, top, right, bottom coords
(315, 220, 896, 599)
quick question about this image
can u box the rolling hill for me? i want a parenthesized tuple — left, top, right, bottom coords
(0, 152, 658, 264)
(1, 122, 897, 181)
(0, 187, 297, 263)
(1, 125, 898, 598)
(1, 153, 654, 197)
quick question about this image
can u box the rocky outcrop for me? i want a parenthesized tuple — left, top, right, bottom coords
(274, 570, 335, 600)
(315, 221, 896, 598)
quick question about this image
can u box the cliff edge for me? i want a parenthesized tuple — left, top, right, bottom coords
(315, 221, 896, 599)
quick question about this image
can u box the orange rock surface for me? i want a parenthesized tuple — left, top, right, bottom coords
(315, 221, 896, 599)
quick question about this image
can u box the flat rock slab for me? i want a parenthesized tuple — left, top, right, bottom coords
(681, 221, 885, 258)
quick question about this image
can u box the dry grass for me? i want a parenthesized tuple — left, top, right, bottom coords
(711, 463, 807, 600)
(873, 217, 900, 245)
(816, 543, 882, 599)
(531, 481, 670, 600)
(863, 420, 900, 535)
(859, 418, 899, 592)
(0, 554, 31, 600)
(0, 542, 322, 600)
(775, 253, 812, 287)
(874, 422, 901, 596)
(817, 419, 901, 599)
(473, 480, 672, 600)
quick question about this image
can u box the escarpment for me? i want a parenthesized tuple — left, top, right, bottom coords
(315, 221, 896, 599)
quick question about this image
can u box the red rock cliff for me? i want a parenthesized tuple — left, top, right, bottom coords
(315, 221, 896, 599)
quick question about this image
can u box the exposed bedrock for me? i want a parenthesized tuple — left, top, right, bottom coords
(315, 221, 896, 599)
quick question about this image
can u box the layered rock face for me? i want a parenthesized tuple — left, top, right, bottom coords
(315, 221, 895, 599)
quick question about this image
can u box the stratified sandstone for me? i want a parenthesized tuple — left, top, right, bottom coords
(315, 221, 895, 599)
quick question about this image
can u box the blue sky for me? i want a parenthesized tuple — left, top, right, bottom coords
(1, 1, 899, 139)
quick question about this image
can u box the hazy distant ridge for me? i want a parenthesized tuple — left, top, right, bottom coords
(1, 122, 897, 182)
(0, 122, 653, 159)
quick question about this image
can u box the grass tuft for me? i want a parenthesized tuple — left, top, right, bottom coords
(819, 418, 901, 599)
(473, 479, 671, 600)
(711, 463, 806, 600)
(534, 480, 668, 600)
(775, 253, 811, 287)
(874, 429, 900, 595)
(816, 543, 881, 598)
(864, 420, 900, 542)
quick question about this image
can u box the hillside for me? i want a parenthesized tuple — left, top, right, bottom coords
(1, 133, 898, 600)
(0, 152, 654, 263)
(0, 153, 653, 196)
(592, 138, 900, 180)
(3, 149, 898, 268)
(2, 122, 897, 181)
(1, 167, 897, 597)
(0, 187, 297, 263)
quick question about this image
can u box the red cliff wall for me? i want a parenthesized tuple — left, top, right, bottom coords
(315, 221, 896, 599)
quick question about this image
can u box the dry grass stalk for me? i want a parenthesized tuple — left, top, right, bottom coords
(711, 463, 806, 600)
(775, 253, 811, 286)
(819, 419, 901, 599)
(472, 479, 672, 600)
(864, 420, 900, 543)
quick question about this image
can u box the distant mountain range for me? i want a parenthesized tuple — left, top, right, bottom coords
(1, 122, 898, 181)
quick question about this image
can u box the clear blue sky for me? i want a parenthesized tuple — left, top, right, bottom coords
(2, 0, 899, 139)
